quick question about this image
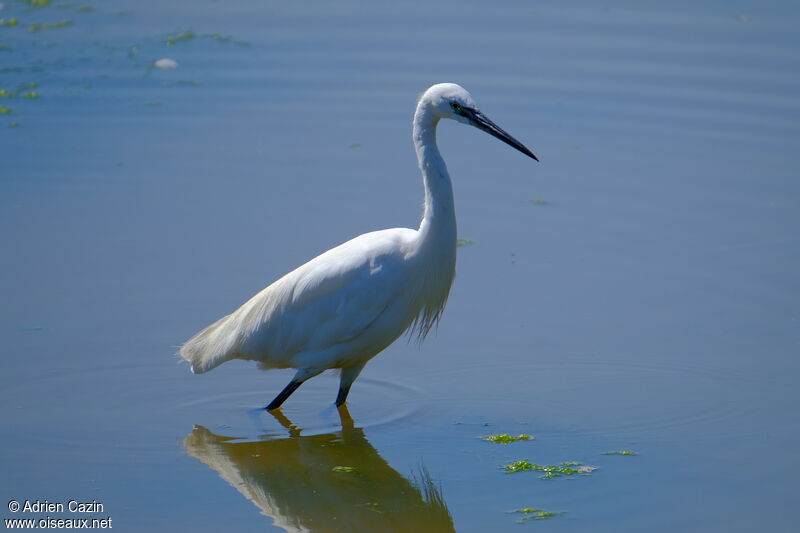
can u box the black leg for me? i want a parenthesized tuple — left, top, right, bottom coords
(335, 363, 365, 407)
(266, 380, 302, 411)
(335, 383, 352, 407)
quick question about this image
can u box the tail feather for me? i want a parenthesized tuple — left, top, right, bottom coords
(179, 314, 239, 374)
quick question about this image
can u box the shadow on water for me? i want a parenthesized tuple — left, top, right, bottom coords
(184, 407, 454, 533)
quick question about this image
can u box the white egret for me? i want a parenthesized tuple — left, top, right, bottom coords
(179, 83, 538, 410)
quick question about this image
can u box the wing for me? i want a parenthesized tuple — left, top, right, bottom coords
(233, 228, 418, 362)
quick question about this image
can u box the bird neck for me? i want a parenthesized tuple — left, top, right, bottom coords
(413, 102, 456, 245)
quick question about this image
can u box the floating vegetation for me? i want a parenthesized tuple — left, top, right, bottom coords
(162, 31, 249, 47)
(0, 106, 12, 114)
(208, 33, 250, 46)
(506, 507, 565, 523)
(331, 466, 357, 473)
(9, 121, 20, 127)
(456, 238, 474, 247)
(504, 460, 597, 480)
(0, 19, 19, 27)
(349, 142, 362, 148)
(165, 31, 196, 45)
(1, 83, 39, 99)
(27, 20, 74, 32)
(602, 450, 638, 456)
(482, 434, 533, 444)
(77, 6, 92, 12)
(23, 0, 53, 6)
(0, 45, 12, 51)
(531, 198, 548, 205)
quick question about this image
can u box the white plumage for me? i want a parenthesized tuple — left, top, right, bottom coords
(179, 83, 537, 410)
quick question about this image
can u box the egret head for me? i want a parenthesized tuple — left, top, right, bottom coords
(421, 83, 538, 161)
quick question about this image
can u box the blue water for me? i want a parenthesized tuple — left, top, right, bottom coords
(2, 1, 799, 531)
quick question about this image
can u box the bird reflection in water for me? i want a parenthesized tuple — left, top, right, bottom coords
(184, 408, 454, 533)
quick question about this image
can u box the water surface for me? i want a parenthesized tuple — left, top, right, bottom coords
(2, 1, 799, 531)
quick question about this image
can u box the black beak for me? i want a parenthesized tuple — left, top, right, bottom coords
(464, 108, 538, 161)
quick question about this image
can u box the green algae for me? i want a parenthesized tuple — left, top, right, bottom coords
(504, 460, 597, 480)
(166, 31, 196, 45)
(603, 450, 638, 456)
(456, 238, 474, 247)
(27, 20, 73, 32)
(331, 466, 357, 473)
(506, 507, 565, 523)
(482, 434, 533, 444)
(0, 19, 19, 27)
(23, 0, 53, 6)
(163, 31, 248, 47)
(0, 106, 12, 114)
(1, 83, 39, 99)
(209, 33, 250, 46)
(531, 198, 548, 205)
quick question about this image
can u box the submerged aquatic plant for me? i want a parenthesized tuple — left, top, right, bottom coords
(27, 20, 74, 32)
(603, 450, 638, 456)
(166, 31, 196, 45)
(1, 83, 39, 99)
(209, 33, 250, 46)
(506, 507, 565, 523)
(504, 460, 597, 480)
(481, 434, 533, 444)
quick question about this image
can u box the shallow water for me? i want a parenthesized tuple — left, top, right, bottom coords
(2, 0, 799, 531)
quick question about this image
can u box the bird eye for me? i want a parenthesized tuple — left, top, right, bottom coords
(451, 102, 462, 112)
